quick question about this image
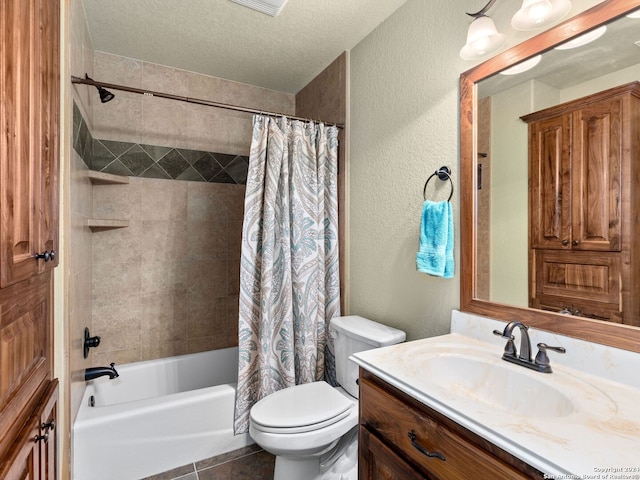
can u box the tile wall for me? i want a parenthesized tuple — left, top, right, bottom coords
(90, 177, 245, 365)
(73, 52, 295, 367)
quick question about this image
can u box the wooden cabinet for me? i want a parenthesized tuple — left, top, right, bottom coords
(1, 0, 60, 288)
(358, 370, 543, 480)
(523, 83, 640, 325)
(0, 0, 60, 478)
(0, 381, 58, 480)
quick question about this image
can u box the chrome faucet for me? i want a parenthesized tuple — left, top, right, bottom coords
(85, 363, 119, 381)
(493, 321, 565, 373)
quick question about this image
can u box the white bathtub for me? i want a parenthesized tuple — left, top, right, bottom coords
(73, 348, 253, 480)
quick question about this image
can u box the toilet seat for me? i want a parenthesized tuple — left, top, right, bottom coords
(250, 381, 354, 434)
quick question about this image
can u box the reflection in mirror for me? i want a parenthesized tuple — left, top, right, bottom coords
(460, 0, 640, 352)
(477, 11, 640, 312)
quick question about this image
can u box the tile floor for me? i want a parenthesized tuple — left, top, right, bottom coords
(141, 444, 275, 480)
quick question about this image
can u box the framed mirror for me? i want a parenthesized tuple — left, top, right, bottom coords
(460, 0, 640, 352)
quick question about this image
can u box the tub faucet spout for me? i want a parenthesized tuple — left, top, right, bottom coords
(85, 362, 119, 381)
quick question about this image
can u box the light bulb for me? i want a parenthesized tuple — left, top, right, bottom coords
(524, 0, 553, 24)
(512, 0, 571, 31)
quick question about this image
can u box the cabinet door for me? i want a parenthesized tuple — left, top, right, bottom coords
(34, 380, 57, 480)
(0, 417, 40, 480)
(0, 272, 52, 458)
(360, 376, 533, 479)
(0, 0, 40, 286)
(360, 428, 429, 480)
(34, 0, 60, 273)
(0, 381, 56, 480)
(529, 114, 572, 249)
(0, 0, 60, 288)
(571, 97, 622, 251)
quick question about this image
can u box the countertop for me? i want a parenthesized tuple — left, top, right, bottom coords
(351, 311, 640, 477)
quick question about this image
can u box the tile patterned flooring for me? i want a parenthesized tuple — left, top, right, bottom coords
(141, 445, 275, 480)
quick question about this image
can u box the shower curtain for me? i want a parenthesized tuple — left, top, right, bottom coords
(234, 115, 341, 434)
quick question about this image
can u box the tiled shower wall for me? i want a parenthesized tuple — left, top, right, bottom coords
(90, 177, 245, 365)
(79, 51, 296, 366)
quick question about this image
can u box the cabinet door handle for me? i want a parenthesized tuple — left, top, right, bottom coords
(561, 239, 569, 246)
(407, 430, 446, 462)
(42, 420, 55, 431)
(34, 250, 55, 262)
(35, 251, 51, 261)
(34, 433, 49, 444)
(572, 240, 579, 246)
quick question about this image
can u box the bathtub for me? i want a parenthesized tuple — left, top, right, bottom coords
(73, 347, 253, 480)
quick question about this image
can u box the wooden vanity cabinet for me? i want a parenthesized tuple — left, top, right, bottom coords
(0, 0, 60, 478)
(358, 369, 543, 480)
(523, 82, 640, 325)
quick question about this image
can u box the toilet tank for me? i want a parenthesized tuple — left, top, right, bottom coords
(330, 316, 405, 398)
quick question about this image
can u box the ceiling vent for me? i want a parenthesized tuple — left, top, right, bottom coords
(229, 0, 289, 16)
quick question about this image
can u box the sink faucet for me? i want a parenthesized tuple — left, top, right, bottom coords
(493, 321, 565, 373)
(85, 363, 119, 381)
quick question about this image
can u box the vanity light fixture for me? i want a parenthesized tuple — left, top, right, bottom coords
(460, 0, 574, 60)
(460, 16, 507, 60)
(460, 1, 506, 61)
(626, 9, 640, 19)
(554, 25, 607, 50)
(499, 55, 542, 75)
(511, 0, 572, 31)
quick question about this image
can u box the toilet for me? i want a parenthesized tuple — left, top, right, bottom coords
(249, 315, 406, 480)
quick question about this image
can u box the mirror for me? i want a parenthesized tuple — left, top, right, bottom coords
(460, 0, 640, 353)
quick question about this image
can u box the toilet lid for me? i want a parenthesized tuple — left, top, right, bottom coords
(250, 382, 354, 434)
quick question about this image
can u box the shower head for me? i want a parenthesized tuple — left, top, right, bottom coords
(97, 86, 115, 103)
(85, 74, 115, 103)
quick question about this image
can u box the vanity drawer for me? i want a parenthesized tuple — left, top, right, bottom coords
(533, 250, 620, 305)
(359, 375, 532, 480)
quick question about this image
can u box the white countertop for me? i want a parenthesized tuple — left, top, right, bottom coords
(351, 310, 640, 477)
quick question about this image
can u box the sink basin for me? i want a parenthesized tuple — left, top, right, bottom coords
(422, 354, 575, 418)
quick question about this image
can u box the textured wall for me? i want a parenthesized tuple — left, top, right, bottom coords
(347, 0, 604, 340)
(348, 0, 464, 340)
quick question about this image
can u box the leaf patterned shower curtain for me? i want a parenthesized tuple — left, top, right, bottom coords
(233, 115, 341, 434)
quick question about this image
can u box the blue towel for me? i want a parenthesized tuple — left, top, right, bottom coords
(416, 200, 454, 278)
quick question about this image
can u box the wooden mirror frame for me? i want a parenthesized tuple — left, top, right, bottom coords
(460, 0, 640, 353)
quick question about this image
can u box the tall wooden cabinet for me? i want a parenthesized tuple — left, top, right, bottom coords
(0, 0, 60, 478)
(523, 82, 640, 325)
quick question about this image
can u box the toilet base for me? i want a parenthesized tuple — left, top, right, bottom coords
(271, 427, 358, 480)
(274, 456, 321, 480)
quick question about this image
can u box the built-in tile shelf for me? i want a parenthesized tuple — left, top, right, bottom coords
(87, 219, 129, 231)
(88, 171, 130, 230)
(87, 170, 130, 185)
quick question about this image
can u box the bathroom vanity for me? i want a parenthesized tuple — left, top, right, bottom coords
(358, 371, 540, 479)
(353, 311, 640, 479)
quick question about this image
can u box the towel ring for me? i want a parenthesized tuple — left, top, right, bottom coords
(423, 166, 453, 202)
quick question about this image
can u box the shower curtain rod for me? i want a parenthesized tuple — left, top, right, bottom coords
(71, 76, 345, 129)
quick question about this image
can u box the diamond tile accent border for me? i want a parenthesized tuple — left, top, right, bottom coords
(72, 100, 249, 185)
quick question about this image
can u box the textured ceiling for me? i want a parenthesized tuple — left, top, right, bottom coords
(82, 0, 408, 94)
(478, 13, 640, 97)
